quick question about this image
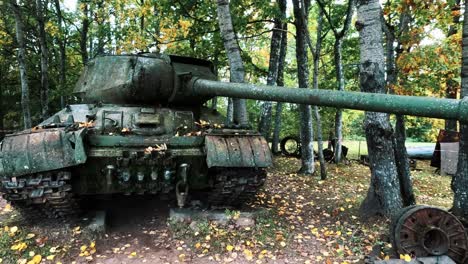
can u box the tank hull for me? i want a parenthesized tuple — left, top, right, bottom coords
(0, 104, 271, 218)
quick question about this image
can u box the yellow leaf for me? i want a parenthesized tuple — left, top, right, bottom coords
(11, 242, 27, 252)
(46, 255, 55, 260)
(128, 252, 137, 258)
(400, 254, 412, 262)
(28, 251, 35, 257)
(244, 249, 253, 260)
(26, 255, 42, 264)
(226, 245, 234, 251)
(90, 241, 95, 248)
(280, 241, 287, 247)
(10, 226, 18, 234)
(80, 245, 87, 252)
(26, 234, 35, 239)
(178, 253, 186, 261)
(3, 204, 11, 212)
(195, 242, 201, 249)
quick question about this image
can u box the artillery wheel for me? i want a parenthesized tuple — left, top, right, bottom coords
(392, 205, 468, 263)
(207, 168, 266, 207)
(280, 136, 301, 157)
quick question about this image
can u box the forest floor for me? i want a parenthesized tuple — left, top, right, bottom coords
(0, 156, 452, 264)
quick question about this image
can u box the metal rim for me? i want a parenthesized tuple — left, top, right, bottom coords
(393, 205, 468, 263)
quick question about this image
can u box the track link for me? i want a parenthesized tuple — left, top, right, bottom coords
(207, 168, 266, 207)
(1, 170, 80, 220)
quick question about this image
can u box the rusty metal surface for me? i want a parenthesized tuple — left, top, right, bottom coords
(0, 128, 87, 177)
(205, 135, 272, 168)
(392, 206, 468, 263)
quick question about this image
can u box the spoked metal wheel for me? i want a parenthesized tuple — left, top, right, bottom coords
(391, 205, 468, 263)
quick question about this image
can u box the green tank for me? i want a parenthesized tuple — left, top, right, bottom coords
(0, 53, 467, 219)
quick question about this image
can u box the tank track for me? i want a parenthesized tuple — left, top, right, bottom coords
(1, 170, 80, 220)
(207, 168, 266, 207)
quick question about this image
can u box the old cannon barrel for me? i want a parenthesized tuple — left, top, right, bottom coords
(190, 79, 468, 123)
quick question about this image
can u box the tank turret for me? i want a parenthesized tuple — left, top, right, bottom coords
(74, 54, 217, 106)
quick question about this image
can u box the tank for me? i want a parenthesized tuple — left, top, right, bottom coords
(1, 53, 467, 219)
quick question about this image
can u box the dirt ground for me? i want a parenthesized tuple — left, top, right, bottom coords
(0, 157, 452, 264)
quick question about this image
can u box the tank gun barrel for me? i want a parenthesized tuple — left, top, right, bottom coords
(191, 79, 468, 123)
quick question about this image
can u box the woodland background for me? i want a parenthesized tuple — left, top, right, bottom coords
(0, 0, 460, 141)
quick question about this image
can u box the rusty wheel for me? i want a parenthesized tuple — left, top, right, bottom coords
(393, 205, 468, 263)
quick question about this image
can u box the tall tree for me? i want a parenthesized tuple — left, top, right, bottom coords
(452, 0, 468, 220)
(312, 10, 327, 180)
(79, 0, 90, 65)
(292, 0, 315, 175)
(10, 0, 31, 129)
(258, 0, 286, 138)
(383, 3, 415, 206)
(36, 0, 49, 120)
(272, 23, 288, 154)
(317, 0, 355, 163)
(356, 0, 402, 217)
(53, 0, 67, 106)
(445, 0, 461, 132)
(216, 0, 248, 126)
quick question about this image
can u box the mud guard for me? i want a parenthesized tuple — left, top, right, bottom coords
(205, 134, 272, 168)
(0, 128, 87, 177)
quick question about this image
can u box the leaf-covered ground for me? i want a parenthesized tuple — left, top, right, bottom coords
(0, 157, 452, 264)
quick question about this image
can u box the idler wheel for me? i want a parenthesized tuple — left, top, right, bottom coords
(392, 205, 468, 263)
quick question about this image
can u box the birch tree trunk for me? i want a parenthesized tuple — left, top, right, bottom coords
(312, 10, 327, 180)
(10, 0, 31, 129)
(318, 0, 355, 164)
(445, 0, 461, 132)
(53, 0, 66, 102)
(383, 9, 415, 207)
(36, 0, 50, 120)
(356, 0, 402, 217)
(451, 0, 468, 220)
(216, 0, 248, 126)
(293, 0, 314, 175)
(258, 0, 286, 138)
(272, 23, 288, 154)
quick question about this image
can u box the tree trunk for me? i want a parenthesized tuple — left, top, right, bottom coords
(333, 39, 344, 163)
(53, 0, 66, 99)
(216, 0, 248, 126)
(293, 0, 314, 175)
(225, 98, 234, 125)
(36, 0, 50, 120)
(356, 0, 402, 217)
(394, 115, 415, 206)
(10, 0, 31, 129)
(383, 6, 415, 207)
(272, 23, 288, 154)
(445, 0, 461, 132)
(272, 103, 283, 154)
(312, 9, 327, 180)
(80, 1, 90, 65)
(317, 0, 355, 164)
(258, 0, 286, 138)
(451, 0, 468, 220)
